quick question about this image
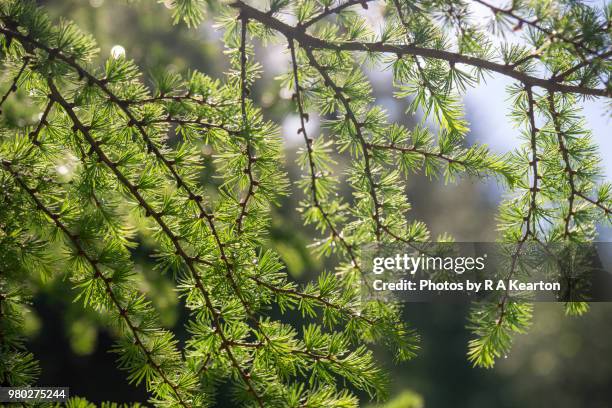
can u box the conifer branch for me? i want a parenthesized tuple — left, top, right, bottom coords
(1, 0, 610, 393)
(0, 23, 220, 224)
(0, 160, 191, 407)
(1, 17, 386, 396)
(288, 38, 361, 270)
(0, 219, 41, 389)
(576, 192, 612, 217)
(547, 92, 577, 239)
(145, 117, 240, 134)
(366, 142, 464, 165)
(0, 22, 271, 374)
(302, 46, 384, 241)
(127, 94, 232, 108)
(248, 274, 374, 325)
(473, 0, 607, 58)
(299, 0, 372, 30)
(235, 15, 258, 235)
(45, 79, 266, 407)
(467, 86, 539, 368)
(551, 50, 612, 83)
(28, 101, 54, 146)
(230, 1, 611, 98)
(497, 86, 539, 325)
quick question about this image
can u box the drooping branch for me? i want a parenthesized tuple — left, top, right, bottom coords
(302, 46, 384, 241)
(235, 15, 259, 235)
(466, 86, 541, 368)
(288, 38, 361, 270)
(45, 79, 266, 407)
(0, 160, 191, 408)
(497, 86, 540, 325)
(473, 0, 607, 58)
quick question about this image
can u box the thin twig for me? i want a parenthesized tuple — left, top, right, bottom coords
(0, 57, 29, 111)
(300, 0, 372, 30)
(474, 0, 606, 57)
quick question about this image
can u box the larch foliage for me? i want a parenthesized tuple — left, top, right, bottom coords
(0, 0, 610, 405)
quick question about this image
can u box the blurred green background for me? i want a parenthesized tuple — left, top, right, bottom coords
(7, 0, 612, 406)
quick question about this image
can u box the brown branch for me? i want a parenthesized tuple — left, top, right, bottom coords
(229, 1, 610, 98)
(575, 192, 612, 216)
(300, 0, 372, 30)
(28, 101, 53, 146)
(551, 50, 612, 83)
(126, 94, 232, 108)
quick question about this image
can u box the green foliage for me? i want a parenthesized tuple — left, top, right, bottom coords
(0, 0, 610, 406)
(0, 175, 47, 387)
(369, 390, 423, 408)
(54, 397, 145, 408)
